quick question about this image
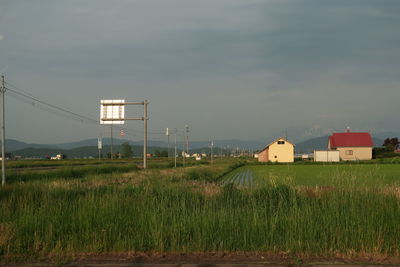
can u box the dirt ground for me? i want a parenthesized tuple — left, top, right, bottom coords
(2, 252, 399, 267)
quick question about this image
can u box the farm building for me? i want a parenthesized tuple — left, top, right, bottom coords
(258, 137, 295, 163)
(328, 130, 373, 161)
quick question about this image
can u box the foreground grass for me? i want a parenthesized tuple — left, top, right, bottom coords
(0, 160, 399, 260)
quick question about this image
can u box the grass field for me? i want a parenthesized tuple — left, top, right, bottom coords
(221, 164, 400, 187)
(1, 158, 400, 263)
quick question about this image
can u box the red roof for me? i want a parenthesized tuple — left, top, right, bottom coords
(329, 132, 373, 148)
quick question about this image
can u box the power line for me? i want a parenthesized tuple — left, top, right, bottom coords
(8, 91, 141, 140)
(6, 86, 99, 124)
(7, 91, 94, 125)
(4, 81, 165, 137)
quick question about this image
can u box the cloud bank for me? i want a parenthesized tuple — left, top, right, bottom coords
(1, 0, 399, 143)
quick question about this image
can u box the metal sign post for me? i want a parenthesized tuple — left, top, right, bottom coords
(100, 99, 148, 168)
(100, 99, 124, 160)
(98, 138, 102, 160)
(174, 128, 177, 168)
(166, 128, 170, 159)
(110, 125, 113, 160)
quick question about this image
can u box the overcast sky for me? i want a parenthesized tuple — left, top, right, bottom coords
(0, 0, 399, 144)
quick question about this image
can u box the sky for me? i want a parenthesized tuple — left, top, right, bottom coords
(0, 0, 399, 144)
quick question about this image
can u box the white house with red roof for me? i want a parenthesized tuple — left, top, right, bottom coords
(328, 129, 374, 161)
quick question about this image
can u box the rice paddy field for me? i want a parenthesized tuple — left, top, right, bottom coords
(221, 164, 400, 187)
(1, 158, 400, 264)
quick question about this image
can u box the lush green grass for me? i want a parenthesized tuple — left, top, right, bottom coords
(5, 158, 214, 184)
(1, 159, 399, 260)
(7, 159, 132, 169)
(7, 163, 140, 184)
(247, 164, 400, 186)
(1, 179, 399, 257)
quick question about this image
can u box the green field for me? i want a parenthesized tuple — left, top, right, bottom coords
(221, 164, 400, 187)
(1, 158, 400, 263)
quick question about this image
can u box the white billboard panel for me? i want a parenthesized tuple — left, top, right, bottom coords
(100, 99, 125, 124)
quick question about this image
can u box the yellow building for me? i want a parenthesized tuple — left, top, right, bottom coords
(258, 137, 295, 163)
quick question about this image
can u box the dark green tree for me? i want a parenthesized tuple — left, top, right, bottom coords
(383, 138, 399, 151)
(160, 150, 168, 157)
(154, 149, 168, 157)
(121, 142, 133, 158)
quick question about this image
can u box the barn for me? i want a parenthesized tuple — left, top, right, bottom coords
(328, 130, 373, 161)
(258, 137, 295, 163)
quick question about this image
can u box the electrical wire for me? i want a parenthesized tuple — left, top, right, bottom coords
(6, 86, 99, 124)
(4, 81, 166, 138)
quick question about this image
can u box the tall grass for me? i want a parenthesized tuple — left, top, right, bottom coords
(1, 169, 399, 258)
(7, 164, 139, 184)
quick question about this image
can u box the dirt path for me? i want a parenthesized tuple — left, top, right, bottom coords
(2, 252, 399, 267)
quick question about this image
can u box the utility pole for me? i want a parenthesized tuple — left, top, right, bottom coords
(1, 75, 5, 186)
(174, 128, 177, 168)
(185, 125, 189, 156)
(182, 129, 185, 167)
(210, 140, 214, 165)
(143, 100, 148, 169)
(166, 128, 170, 159)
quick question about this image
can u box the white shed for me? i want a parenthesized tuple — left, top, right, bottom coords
(314, 150, 340, 162)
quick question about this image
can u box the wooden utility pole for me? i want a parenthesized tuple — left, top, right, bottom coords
(1, 75, 6, 186)
(174, 129, 177, 168)
(210, 140, 214, 165)
(143, 100, 148, 169)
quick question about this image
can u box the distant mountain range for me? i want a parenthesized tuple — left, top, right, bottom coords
(10, 145, 173, 158)
(4, 138, 266, 152)
(3, 131, 393, 158)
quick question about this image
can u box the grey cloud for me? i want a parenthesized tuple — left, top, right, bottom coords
(1, 0, 400, 142)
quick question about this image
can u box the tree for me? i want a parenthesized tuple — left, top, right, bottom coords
(383, 138, 399, 151)
(154, 149, 168, 157)
(373, 137, 400, 159)
(160, 150, 168, 157)
(121, 142, 133, 158)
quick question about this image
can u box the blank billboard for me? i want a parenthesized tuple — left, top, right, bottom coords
(100, 99, 125, 124)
